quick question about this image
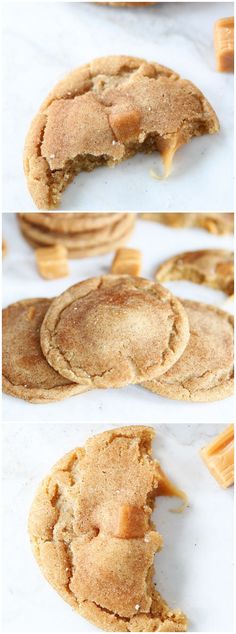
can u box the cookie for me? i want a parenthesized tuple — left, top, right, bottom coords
(140, 212, 234, 234)
(19, 212, 125, 233)
(2, 299, 88, 403)
(40, 275, 189, 388)
(19, 218, 135, 258)
(156, 249, 234, 295)
(18, 213, 135, 249)
(28, 425, 187, 632)
(198, 213, 234, 235)
(143, 299, 234, 402)
(140, 213, 195, 227)
(24, 55, 219, 209)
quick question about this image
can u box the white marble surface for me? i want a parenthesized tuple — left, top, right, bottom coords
(2, 1, 234, 211)
(2, 423, 234, 632)
(2, 212, 234, 423)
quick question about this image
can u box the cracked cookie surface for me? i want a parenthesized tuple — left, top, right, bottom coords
(2, 298, 88, 403)
(143, 299, 234, 402)
(28, 425, 187, 632)
(156, 249, 234, 296)
(40, 275, 189, 388)
(24, 55, 219, 209)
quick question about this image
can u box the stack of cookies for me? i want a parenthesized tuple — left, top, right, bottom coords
(18, 213, 136, 258)
(2, 275, 234, 404)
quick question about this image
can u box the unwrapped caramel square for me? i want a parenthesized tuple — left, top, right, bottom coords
(214, 17, 234, 72)
(109, 109, 141, 142)
(114, 504, 148, 539)
(111, 247, 142, 276)
(35, 243, 69, 279)
(200, 424, 234, 488)
(2, 240, 7, 257)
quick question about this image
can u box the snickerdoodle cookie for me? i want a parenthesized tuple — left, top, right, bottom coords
(2, 299, 88, 403)
(40, 275, 189, 388)
(24, 55, 219, 209)
(143, 299, 234, 402)
(156, 249, 234, 295)
(140, 213, 234, 234)
(28, 425, 187, 632)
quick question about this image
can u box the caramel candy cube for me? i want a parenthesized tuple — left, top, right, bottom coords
(111, 247, 142, 276)
(35, 244, 69, 280)
(200, 424, 234, 488)
(214, 17, 234, 72)
(114, 505, 148, 539)
(109, 109, 141, 142)
(2, 240, 7, 257)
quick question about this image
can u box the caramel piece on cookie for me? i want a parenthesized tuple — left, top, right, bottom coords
(109, 109, 141, 142)
(214, 17, 234, 72)
(28, 425, 188, 631)
(111, 247, 142, 276)
(35, 244, 69, 280)
(114, 504, 148, 538)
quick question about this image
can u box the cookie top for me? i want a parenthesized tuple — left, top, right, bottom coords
(19, 212, 125, 233)
(28, 425, 187, 632)
(143, 299, 234, 402)
(24, 55, 219, 209)
(40, 275, 189, 388)
(156, 249, 234, 295)
(2, 299, 88, 403)
(18, 213, 134, 248)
